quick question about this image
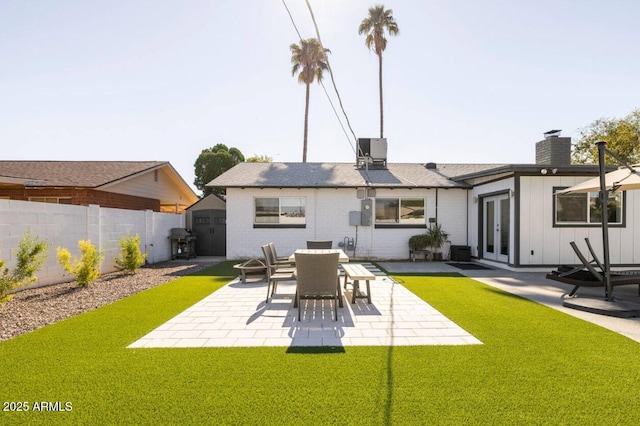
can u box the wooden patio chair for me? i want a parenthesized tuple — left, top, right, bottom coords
(294, 252, 341, 321)
(261, 244, 296, 303)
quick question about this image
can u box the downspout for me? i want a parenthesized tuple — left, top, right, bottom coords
(435, 188, 438, 224)
(514, 174, 520, 267)
(466, 189, 469, 245)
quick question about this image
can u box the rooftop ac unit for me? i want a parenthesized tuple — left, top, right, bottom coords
(357, 138, 387, 169)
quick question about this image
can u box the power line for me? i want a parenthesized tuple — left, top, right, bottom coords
(303, 0, 360, 156)
(281, 0, 302, 40)
(282, 0, 359, 157)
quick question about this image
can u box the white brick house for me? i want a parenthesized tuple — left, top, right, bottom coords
(208, 137, 640, 268)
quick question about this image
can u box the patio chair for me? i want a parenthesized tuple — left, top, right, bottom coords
(268, 242, 295, 267)
(294, 252, 340, 321)
(261, 244, 296, 303)
(546, 241, 640, 296)
(263, 244, 295, 271)
(306, 240, 332, 249)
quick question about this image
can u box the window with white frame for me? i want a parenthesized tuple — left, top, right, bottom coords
(254, 197, 306, 226)
(375, 197, 425, 225)
(554, 190, 623, 225)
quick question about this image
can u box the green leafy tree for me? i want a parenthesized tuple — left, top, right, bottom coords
(358, 4, 399, 138)
(114, 234, 147, 273)
(0, 230, 49, 305)
(290, 38, 330, 163)
(246, 154, 273, 163)
(572, 109, 640, 165)
(194, 144, 245, 196)
(57, 240, 104, 287)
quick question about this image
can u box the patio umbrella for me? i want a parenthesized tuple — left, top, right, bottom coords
(556, 142, 638, 301)
(557, 164, 640, 194)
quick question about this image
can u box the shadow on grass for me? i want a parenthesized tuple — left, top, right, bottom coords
(392, 273, 465, 285)
(285, 346, 346, 354)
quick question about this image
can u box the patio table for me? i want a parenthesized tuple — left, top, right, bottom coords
(288, 249, 349, 263)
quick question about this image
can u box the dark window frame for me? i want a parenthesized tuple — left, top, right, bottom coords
(253, 196, 307, 229)
(553, 186, 626, 228)
(374, 197, 426, 228)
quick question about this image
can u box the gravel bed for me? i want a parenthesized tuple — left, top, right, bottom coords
(0, 260, 217, 342)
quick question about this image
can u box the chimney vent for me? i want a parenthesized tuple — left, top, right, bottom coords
(425, 162, 437, 169)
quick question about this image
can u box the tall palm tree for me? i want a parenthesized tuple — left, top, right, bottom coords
(290, 38, 330, 163)
(358, 5, 399, 138)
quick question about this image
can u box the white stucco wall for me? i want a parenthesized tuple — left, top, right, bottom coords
(0, 199, 184, 287)
(225, 187, 469, 260)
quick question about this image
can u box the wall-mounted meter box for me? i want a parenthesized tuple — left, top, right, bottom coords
(361, 199, 373, 226)
(349, 211, 361, 226)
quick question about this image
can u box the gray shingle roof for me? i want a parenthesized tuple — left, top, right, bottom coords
(0, 161, 167, 187)
(207, 162, 510, 189)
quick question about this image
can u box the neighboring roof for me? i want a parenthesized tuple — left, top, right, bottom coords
(0, 174, 35, 186)
(186, 193, 226, 211)
(207, 162, 510, 189)
(207, 162, 607, 190)
(0, 161, 167, 187)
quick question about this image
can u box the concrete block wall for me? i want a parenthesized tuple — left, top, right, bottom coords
(0, 199, 183, 287)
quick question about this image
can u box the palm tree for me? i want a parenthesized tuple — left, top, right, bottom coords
(290, 38, 330, 163)
(358, 5, 399, 138)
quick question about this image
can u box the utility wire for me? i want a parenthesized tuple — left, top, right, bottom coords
(282, 0, 376, 191)
(303, 0, 360, 156)
(281, 0, 302, 40)
(282, 0, 357, 156)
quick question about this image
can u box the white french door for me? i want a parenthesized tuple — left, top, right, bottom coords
(483, 195, 510, 262)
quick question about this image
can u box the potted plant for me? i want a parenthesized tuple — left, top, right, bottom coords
(425, 223, 449, 261)
(408, 234, 430, 261)
(409, 234, 430, 252)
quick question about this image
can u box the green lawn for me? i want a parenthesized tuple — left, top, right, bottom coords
(1, 262, 639, 425)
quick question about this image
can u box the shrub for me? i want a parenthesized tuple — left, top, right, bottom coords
(408, 234, 430, 251)
(114, 234, 147, 273)
(57, 240, 104, 287)
(0, 231, 49, 304)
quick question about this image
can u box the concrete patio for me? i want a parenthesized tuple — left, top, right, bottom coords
(129, 259, 640, 348)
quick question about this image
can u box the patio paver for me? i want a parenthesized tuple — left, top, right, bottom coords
(129, 274, 482, 348)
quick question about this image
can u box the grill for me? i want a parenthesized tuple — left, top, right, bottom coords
(169, 228, 197, 260)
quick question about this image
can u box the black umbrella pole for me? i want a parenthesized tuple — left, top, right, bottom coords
(596, 141, 613, 300)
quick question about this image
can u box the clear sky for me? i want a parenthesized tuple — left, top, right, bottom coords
(2, 0, 639, 195)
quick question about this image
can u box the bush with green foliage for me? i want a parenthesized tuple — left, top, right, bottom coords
(0, 230, 49, 304)
(114, 234, 147, 273)
(57, 240, 104, 287)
